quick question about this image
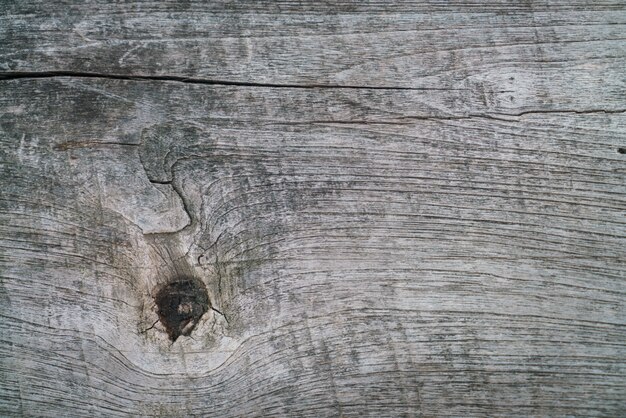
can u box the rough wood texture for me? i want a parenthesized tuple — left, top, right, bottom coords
(1, 1, 625, 417)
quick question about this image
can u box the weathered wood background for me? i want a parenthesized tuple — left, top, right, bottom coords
(1, 1, 625, 416)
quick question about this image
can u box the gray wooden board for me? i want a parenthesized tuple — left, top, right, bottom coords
(0, 1, 625, 417)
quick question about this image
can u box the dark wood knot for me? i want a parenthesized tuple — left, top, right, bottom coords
(154, 278, 209, 341)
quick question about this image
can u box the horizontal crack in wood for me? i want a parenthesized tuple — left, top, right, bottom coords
(0, 70, 455, 91)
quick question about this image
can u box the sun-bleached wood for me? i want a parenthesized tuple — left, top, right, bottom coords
(1, 1, 625, 417)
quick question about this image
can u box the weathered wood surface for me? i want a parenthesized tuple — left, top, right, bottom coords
(1, 1, 625, 416)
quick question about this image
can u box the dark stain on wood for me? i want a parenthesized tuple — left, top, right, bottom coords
(154, 278, 209, 341)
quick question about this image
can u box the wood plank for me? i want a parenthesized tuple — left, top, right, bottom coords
(1, 77, 624, 416)
(1, 2, 625, 416)
(1, 1, 625, 113)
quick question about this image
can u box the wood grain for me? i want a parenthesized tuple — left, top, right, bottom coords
(1, 1, 625, 417)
